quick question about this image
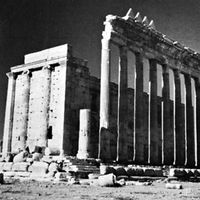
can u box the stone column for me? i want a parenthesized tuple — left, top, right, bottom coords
(195, 78, 200, 166)
(77, 109, 91, 159)
(174, 70, 185, 166)
(2, 72, 17, 157)
(117, 46, 128, 162)
(98, 37, 111, 160)
(12, 70, 31, 152)
(149, 59, 161, 165)
(185, 74, 195, 167)
(162, 65, 174, 165)
(134, 52, 148, 163)
(37, 66, 51, 148)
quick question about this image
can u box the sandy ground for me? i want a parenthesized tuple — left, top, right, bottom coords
(1, 179, 200, 200)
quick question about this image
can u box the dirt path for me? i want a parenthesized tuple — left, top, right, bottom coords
(0, 179, 200, 200)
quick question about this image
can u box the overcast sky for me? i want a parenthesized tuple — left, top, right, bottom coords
(0, 0, 200, 139)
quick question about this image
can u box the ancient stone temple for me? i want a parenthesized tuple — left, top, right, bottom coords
(99, 9, 200, 167)
(2, 44, 100, 157)
(3, 9, 200, 168)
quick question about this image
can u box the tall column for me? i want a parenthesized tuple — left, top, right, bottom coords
(98, 37, 111, 160)
(77, 109, 91, 159)
(2, 72, 17, 157)
(117, 46, 128, 162)
(162, 65, 174, 165)
(134, 52, 148, 163)
(195, 78, 200, 166)
(149, 59, 161, 164)
(174, 70, 185, 165)
(11, 70, 31, 152)
(185, 74, 195, 167)
(37, 66, 51, 147)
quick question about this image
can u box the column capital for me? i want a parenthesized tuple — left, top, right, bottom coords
(22, 69, 31, 76)
(6, 72, 17, 80)
(42, 65, 51, 71)
(162, 64, 170, 74)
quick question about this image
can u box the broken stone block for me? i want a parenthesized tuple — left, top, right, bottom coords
(3, 162, 13, 171)
(100, 165, 116, 175)
(48, 162, 58, 173)
(13, 151, 28, 163)
(98, 173, 116, 187)
(166, 183, 183, 189)
(29, 161, 49, 175)
(12, 162, 29, 172)
(143, 168, 155, 176)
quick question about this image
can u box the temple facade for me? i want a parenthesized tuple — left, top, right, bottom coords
(3, 9, 200, 167)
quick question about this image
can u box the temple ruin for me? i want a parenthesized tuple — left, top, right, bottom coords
(3, 9, 200, 167)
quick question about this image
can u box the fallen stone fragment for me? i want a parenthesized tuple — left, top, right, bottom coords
(116, 178, 126, 186)
(100, 165, 116, 175)
(32, 153, 43, 161)
(98, 173, 116, 187)
(88, 173, 100, 179)
(68, 177, 80, 185)
(13, 151, 28, 163)
(165, 183, 183, 189)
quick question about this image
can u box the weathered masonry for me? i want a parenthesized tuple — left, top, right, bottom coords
(99, 9, 200, 167)
(3, 9, 200, 168)
(2, 44, 98, 157)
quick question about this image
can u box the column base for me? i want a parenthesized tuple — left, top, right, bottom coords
(76, 151, 89, 159)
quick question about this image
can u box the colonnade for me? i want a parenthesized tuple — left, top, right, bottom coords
(2, 66, 55, 155)
(98, 37, 200, 167)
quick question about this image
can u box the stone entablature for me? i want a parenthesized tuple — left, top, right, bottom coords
(104, 10, 200, 78)
(99, 9, 200, 167)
